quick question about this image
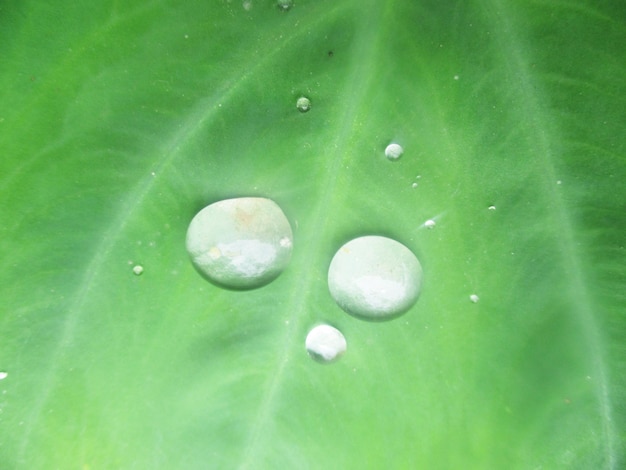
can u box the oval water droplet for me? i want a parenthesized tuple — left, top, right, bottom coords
(0, 372, 7, 380)
(186, 197, 293, 289)
(132, 265, 144, 276)
(470, 294, 480, 303)
(385, 143, 403, 161)
(296, 96, 311, 113)
(306, 324, 346, 363)
(488, 205, 496, 211)
(277, 0, 293, 10)
(328, 236, 423, 321)
(424, 219, 436, 229)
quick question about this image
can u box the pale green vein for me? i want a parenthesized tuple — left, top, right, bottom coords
(484, 0, 617, 466)
(237, 1, 386, 467)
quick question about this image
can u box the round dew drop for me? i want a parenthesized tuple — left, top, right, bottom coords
(132, 265, 144, 276)
(385, 143, 403, 161)
(306, 325, 346, 363)
(328, 236, 423, 321)
(186, 197, 293, 290)
(296, 96, 311, 113)
(277, 0, 293, 10)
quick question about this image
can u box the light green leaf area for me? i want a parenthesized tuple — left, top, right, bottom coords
(1, 0, 625, 468)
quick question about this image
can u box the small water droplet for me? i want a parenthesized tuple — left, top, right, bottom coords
(296, 96, 311, 112)
(186, 197, 293, 289)
(306, 325, 346, 363)
(328, 236, 423, 321)
(133, 265, 144, 276)
(0, 372, 7, 380)
(385, 143, 403, 161)
(242, 0, 253, 11)
(424, 219, 436, 229)
(556, 180, 562, 185)
(488, 205, 496, 211)
(470, 294, 479, 303)
(453, 74, 460, 80)
(411, 182, 418, 189)
(277, 0, 293, 10)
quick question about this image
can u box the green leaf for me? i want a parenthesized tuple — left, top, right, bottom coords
(1, 0, 625, 467)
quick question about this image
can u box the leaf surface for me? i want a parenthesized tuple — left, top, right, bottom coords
(1, 0, 625, 468)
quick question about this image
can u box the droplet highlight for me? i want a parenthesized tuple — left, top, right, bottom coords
(0, 372, 7, 380)
(470, 294, 480, 303)
(328, 236, 423, 321)
(277, 0, 293, 10)
(385, 143, 403, 161)
(424, 219, 436, 229)
(488, 205, 496, 211)
(296, 96, 311, 113)
(132, 265, 144, 276)
(306, 325, 346, 363)
(186, 197, 293, 289)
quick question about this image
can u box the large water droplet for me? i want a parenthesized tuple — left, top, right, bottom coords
(296, 96, 311, 113)
(385, 143, 403, 161)
(0, 372, 7, 380)
(306, 324, 346, 363)
(328, 236, 423, 321)
(186, 197, 293, 289)
(132, 265, 144, 276)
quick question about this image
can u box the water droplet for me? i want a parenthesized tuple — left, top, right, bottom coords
(488, 205, 496, 211)
(306, 325, 346, 363)
(453, 74, 460, 80)
(470, 294, 480, 303)
(328, 236, 423, 321)
(0, 372, 7, 380)
(133, 265, 144, 276)
(186, 197, 293, 289)
(411, 182, 418, 189)
(296, 96, 311, 113)
(424, 219, 436, 229)
(277, 0, 293, 10)
(242, 0, 253, 11)
(385, 143, 403, 161)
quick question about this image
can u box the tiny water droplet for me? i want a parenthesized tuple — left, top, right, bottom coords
(453, 74, 460, 80)
(306, 325, 346, 363)
(0, 372, 7, 380)
(243, 0, 253, 11)
(328, 236, 423, 321)
(488, 205, 496, 211)
(470, 294, 480, 303)
(424, 219, 436, 229)
(296, 96, 311, 112)
(133, 265, 144, 276)
(385, 143, 403, 161)
(556, 180, 562, 185)
(186, 197, 293, 289)
(277, 0, 293, 10)
(411, 182, 418, 189)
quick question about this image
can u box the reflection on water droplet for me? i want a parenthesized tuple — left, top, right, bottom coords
(411, 182, 418, 189)
(243, 0, 253, 11)
(133, 265, 144, 276)
(186, 197, 293, 289)
(306, 325, 346, 363)
(385, 143, 403, 161)
(277, 0, 293, 10)
(424, 219, 436, 229)
(328, 236, 423, 321)
(0, 372, 7, 380)
(296, 96, 311, 112)
(488, 205, 496, 211)
(470, 294, 479, 303)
